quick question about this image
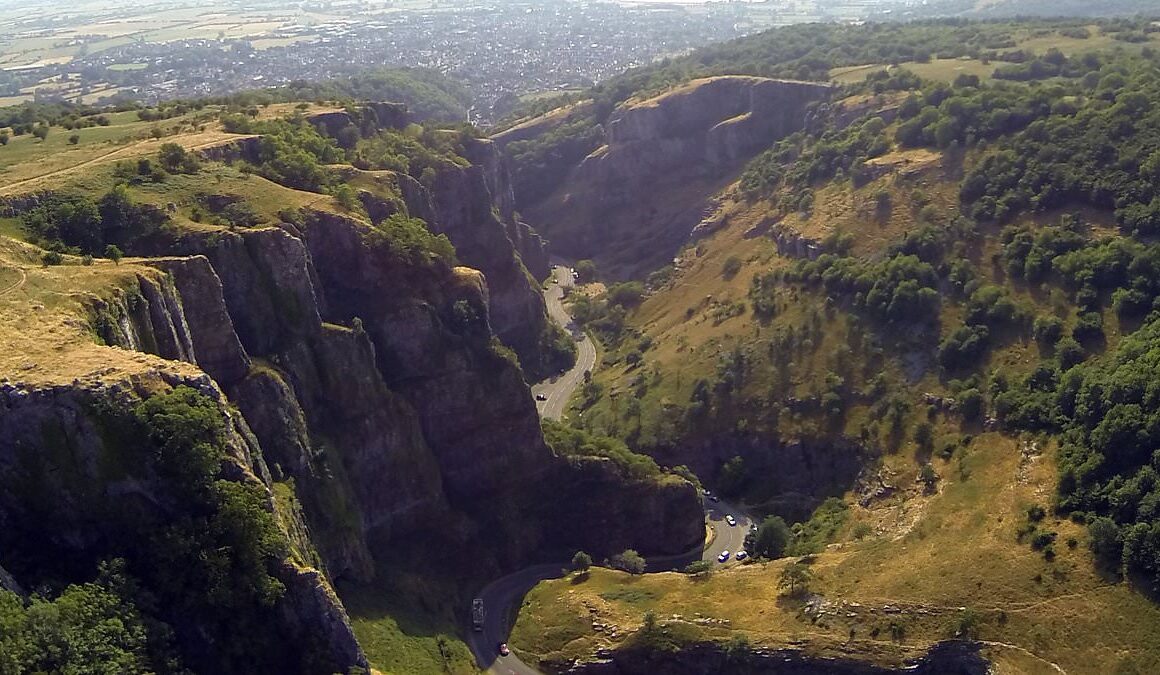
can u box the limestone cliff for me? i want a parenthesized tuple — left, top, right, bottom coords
(389, 140, 557, 377)
(0, 126, 702, 667)
(511, 77, 834, 278)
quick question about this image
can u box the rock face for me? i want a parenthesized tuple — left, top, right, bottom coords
(597, 77, 834, 176)
(649, 433, 867, 522)
(517, 76, 833, 278)
(395, 139, 555, 374)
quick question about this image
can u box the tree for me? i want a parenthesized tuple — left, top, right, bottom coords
(722, 256, 742, 279)
(68, 133, 79, 145)
(571, 551, 592, 573)
(914, 422, 934, 453)
(32, 124, 48, 141)
(158, 142, 189, 173)
(1087, 517, 1122, 564)
(778, 561, 813, 596)
(105, 244, 123, 265)
(641, 610, 657, 634)
(717, 456, 747, 498)
(610, 549, 646, 575)
(574, 259, 597, 283)
(748, 516, 792, 559)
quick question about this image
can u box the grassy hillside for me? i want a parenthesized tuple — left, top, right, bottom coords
(511, 23, 1160, 675)
(512, 434, 1160, 673)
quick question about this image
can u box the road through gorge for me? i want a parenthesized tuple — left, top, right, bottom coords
(468, 264, 752, 675)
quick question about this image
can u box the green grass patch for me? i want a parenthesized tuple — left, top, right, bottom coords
(599, 585, 659, 605)
(339, 571, 477, 675)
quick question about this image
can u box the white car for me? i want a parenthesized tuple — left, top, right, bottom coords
(735, 550, 748, 561)
(717, 550, 730, 563)
(725, 515, 736, 527)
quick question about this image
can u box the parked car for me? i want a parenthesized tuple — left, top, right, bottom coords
(499, 643, 510, 657)
(717, 550, 730, 563)
(535, 393, 548, 401)
(725, 515, 736, 526)
(735, 550, 748, 561)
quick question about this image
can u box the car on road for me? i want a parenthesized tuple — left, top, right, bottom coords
(725, 515, 736, 526)
(736, 550, 748, 561)
(535, 393, 548, 401)
(717, 550, 730, 563)
(708, 494, 720, 503)
(499, 643, 510, 657)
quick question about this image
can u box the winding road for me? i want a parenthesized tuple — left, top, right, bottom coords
(532, 265, 597, 421)
(469, 264, 753, 674)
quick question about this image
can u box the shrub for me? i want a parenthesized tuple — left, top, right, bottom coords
(722, 255, 743, 279)
(1032, 315, 1064, 347)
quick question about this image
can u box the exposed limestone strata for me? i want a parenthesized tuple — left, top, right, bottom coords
(515, 76, 834, 278)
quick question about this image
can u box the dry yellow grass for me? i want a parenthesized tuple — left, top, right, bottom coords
(513, 435, 1160, 674)
(0, 237, 201, 386)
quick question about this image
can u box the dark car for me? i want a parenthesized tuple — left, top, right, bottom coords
(535, 393, 548, 401)
(499, 643, 510, 657)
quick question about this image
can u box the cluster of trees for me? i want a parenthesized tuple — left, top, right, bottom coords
(223, 116, 346, 192)
(0, 101, 115, 135)
(356, 212, 457, 267)
(157, 142, 201, 175)
(953, 54, 1160, 228)
(784, 253, 941, 325)
(542, 419, 665, 480)
(264, 68, 470, 123)
(0, 564, 155, 673)
(1000, 217, 1160, 332)
(992, 47, 1102, 81)
(741, 116, 890, 200)
(354, 125, 469, 180)
(993, 321, 1160, 591)
(21, 187, 168, 256)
